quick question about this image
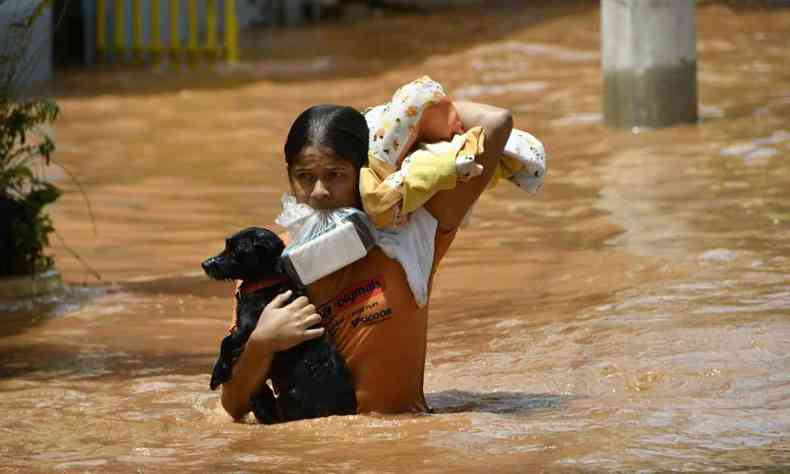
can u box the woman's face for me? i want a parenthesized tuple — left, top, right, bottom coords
(288, 145, 360, 210)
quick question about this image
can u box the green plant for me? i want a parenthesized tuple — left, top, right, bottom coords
(0, 0, 62, 276)
(0, 100, 61, 276)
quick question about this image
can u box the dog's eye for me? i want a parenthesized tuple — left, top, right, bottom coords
(238, 239, 252, 252)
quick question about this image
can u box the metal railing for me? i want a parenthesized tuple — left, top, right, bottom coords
(95, 0, 238, 63)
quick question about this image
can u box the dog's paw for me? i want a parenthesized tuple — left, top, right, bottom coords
(250, 387, 279, 424)
(230, 345, 245, 360)
(209, 360, 232, 390)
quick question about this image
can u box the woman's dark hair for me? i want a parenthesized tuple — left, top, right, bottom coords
(284, 105, 369, 171)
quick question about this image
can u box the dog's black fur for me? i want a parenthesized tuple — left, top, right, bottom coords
(202, 227, 357, 423)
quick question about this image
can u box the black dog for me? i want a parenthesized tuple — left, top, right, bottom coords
(201, 227, 357, 423)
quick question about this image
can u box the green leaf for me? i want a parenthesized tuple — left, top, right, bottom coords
(38, 138, 55, 163)
(28, 182, 61, 207)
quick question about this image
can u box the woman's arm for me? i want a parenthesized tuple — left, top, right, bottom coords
(220, 291, 324, 420)
(424, 101, 513, 232)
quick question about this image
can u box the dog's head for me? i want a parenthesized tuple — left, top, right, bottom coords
(202, 227, 285, 282)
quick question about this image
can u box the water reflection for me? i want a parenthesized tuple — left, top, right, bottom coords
(429, 390, 574, 414)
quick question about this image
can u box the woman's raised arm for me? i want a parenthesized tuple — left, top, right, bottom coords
(424, 101, 513, 232)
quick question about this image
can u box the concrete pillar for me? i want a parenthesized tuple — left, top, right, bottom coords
(0, 0, 52, 90)
(602, 0, 698, 128)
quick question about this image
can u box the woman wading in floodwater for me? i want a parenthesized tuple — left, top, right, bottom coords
(221, 100, 513, 418)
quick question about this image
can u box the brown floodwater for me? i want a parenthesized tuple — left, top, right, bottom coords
(2, 1, 790, 472)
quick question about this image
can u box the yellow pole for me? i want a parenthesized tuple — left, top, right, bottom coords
(169, 0, 180, 58)
(96, 0, 106, 61)
(114, 0, 125, 61)
(206, 0, 218, 59)
(187, 0, 198, 60)
(132, 0, 143, 61)
(151, 0, 162, 61)
(224, 0, 238, 63)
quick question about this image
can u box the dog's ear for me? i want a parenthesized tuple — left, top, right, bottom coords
(252, 228, 285, 257)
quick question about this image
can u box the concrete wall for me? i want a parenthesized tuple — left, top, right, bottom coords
(0, 0, 52, 90)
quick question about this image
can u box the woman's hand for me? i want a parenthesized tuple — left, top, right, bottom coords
(248, 290, 325, 353)
(221, 290, 324, 420)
